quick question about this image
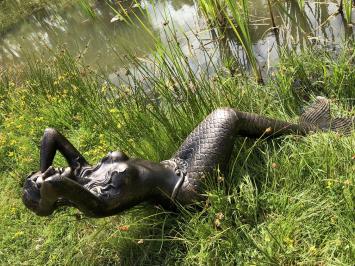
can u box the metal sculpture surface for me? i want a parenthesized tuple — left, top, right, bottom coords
(22, 97, 354, 217)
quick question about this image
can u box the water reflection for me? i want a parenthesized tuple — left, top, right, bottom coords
(0, 1, 156, 69)
(0, 0, 353, 80)
(226, 0, 354, 77)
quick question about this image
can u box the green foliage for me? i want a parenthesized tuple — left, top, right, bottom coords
(78, 0, 97, 19)
(343, 0, 353, 23)
(197, 0, 228, 28)
(0, 1, 354, 264)
(196, 0, 263, 83)
(0, 35, 354, 265)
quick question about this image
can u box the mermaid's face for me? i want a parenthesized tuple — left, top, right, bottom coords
(22, 151, 162, 217)
(22, 171, 43, 213)
(22, 167, 66, 215)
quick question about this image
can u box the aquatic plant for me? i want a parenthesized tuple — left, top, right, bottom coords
(296, 0, 305, 9)
(224, 0, 263, 83)
(197, 0, 228, 28)
(195, 0, 263, 82)
(78, 0, 96, 19)
(267, 0, 277, 29)
(338, 0, 353, 23)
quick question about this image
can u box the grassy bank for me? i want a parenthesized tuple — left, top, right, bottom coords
(0, 0, 93, 34)
(0, 33, 354, 264)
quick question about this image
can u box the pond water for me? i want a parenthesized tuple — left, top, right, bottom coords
(0, 0, 354, 81)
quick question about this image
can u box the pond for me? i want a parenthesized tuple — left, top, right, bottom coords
(0, 0, 354, 82)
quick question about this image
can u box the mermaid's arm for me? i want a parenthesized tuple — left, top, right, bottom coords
(37, 168, 109, 217)
(40, 128, 88, 172)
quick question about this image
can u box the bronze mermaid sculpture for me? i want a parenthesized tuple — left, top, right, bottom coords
(22, 97, 354, 217)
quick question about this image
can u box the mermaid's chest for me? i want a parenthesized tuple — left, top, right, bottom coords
(79, 164, 126, 198)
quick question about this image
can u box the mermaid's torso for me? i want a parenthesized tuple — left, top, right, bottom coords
(74, 156, 202, 205)
(160, 157, 205, 205)
(161, 108, 241, 204)
(75, 159, 128, 199)
(76, 109, 240, 204)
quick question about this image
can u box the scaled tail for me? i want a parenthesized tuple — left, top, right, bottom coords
(299, 96, 354, 134)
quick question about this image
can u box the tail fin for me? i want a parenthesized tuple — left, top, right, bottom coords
(330, 117, 355, 135)
(300, 96, 330, 131)
(299, 96, 354, 134)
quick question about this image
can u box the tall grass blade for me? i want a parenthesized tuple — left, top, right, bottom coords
(225, 0, 263, 83)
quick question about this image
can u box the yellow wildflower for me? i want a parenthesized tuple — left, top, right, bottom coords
(14, 231, 24, 238)
(326, 180, 333, 189)
(334, 239, 341, 246)
(284, 237, 294, 248)
(309, 245, 317, 254)
(109, 108, 118, 114)
(343, 179, 351, 186)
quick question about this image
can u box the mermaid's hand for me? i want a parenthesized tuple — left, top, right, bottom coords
(23, 167, 71, 216)
(25, 166, 58, 188)
(40, 167, 72, 199)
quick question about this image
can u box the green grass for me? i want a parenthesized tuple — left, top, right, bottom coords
(341, 0, 353, 23)
(196, 0, 263, 83)
(0, 31, 354, 265)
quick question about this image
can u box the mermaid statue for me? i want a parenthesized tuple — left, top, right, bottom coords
(22, 97, 354, 217)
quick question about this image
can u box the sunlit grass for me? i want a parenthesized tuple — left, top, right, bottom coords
(224, 0, 263, 83)
(78, 0, 96, 19)
(0, 37, 354, 264)
(197, 0, 227, 28)
(0, 0, 354, 265)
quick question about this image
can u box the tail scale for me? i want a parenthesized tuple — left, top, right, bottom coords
(299, 96, 354, 134)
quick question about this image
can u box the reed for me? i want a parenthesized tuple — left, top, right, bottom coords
(267, 0, 277, 29)
(297, 0, 305, 9)
(196, 0, 263, 83)
(78, 0, 96, 19)
(197, 0, 228, 28)
(339, 0, 353, 23)
(224, 0, 263, 83)
(0, 1, 354, 265)
(0, 41, 354, 265)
